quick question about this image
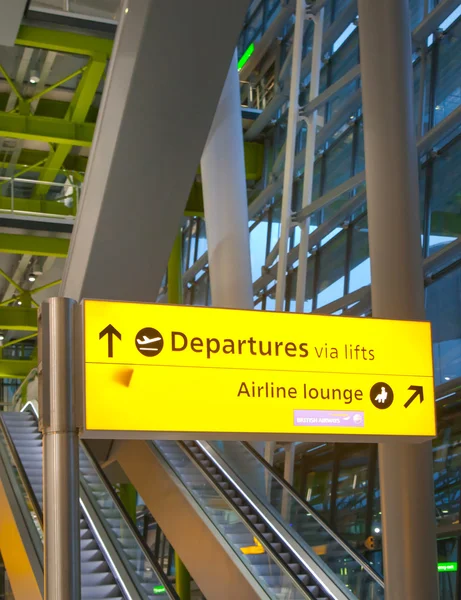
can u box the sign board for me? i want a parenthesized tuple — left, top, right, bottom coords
(438, 562, 457, 573)
(81, 300, 436, 442)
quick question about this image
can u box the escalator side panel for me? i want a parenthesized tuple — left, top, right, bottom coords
(0, 460, 43, 600)
(117, 440, 265, 600)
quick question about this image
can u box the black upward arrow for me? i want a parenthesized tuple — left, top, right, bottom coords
(404, 385, 424, 409)
(99, 324, 122, 358)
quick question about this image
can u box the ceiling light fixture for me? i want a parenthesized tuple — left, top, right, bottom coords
(28, 274, 36, 283)
(29, 70, 40, 84)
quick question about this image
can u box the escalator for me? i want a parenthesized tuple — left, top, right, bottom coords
(0, 410, 177, 600)
(117, 438, 385, 600)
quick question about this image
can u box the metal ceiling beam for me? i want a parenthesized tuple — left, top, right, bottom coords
(33, 55, 107, 198)
(16, 26, 113, 58)
(0, 358, 36, 379)
(0, 111, 93, 146)
(0, 140, 263, 182)
(0, 234, 70, 258)
(0, 307, 37, 330)
(0, 195, 73, 216)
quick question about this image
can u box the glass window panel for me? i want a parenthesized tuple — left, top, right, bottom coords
(250, 219, 269, 281)
(428, 138, 461, 253)
(426, 264, 461, 385)
(409, 0, 424, 30)
(335, 446, 370, 545)
(354, 120, 365, 173)
(349, 214, 371, 293)
(196, 219, 207, 258)
(191, 272, 209, 306)
(433, 17, 461, 126)
(321, 131, 354, 222)
(287, 258, 316, 313)
(433, 425, 461, 526)
(305, 467, 333, 520)
(316, 230, 347, 308)
(327, 31, 359, 121)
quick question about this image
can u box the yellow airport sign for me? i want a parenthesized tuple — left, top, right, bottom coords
(81, 300, 436, 442)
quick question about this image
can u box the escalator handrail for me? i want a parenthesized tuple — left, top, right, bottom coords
(80, 440, 180, 600)
(240, 441, 385, 588)
(175, 441, 318, 600)
(0, 415, 43, 526)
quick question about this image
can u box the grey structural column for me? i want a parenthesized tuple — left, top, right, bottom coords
(200, 50, 253, 311)
(200, 52, 267, 481)
(41, 297, 80, 600)
(61, 0, 250, 303)
(357, 1, 438, 599)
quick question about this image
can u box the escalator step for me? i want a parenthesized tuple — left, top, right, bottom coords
(81, 538, 99, 551)
(82, 573, 117, 587)
(80, 548, 105, 562)
(80, 560, 108, 575)
(81, 584, 123, 598)
(287, 563, 300, 574)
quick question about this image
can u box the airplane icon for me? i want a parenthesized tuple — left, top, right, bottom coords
(136, 335, 161, 351)
(137, 335, 161, 345)
(135, 327, 164, 357)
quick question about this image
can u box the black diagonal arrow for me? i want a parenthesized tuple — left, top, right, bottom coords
(404, 385, 424, 409)
(99, 324, 122, 358)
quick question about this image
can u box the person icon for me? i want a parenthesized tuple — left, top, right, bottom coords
(375, 387, 388, 403)
(370, 382, 394, 409)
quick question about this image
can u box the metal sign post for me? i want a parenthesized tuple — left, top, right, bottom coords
(39, 297, 81, 600)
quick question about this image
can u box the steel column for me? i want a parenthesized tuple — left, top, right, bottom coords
(358, 0, 438, 598)
(41, 297, 80, 600)
(275, 0, 306, 311)
(295, 8, 324, 312)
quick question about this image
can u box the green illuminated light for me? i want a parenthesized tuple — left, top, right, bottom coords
(238, 43, 255, 71)
(438, 562, 458, 572)
(153, 585, 166, 595)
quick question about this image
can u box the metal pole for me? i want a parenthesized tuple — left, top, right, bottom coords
(275, 0, 306, 312)
(357, 1, 438, 598)
(295, 8, 324, 312)
(41, 297, 80, 600)
(167, 234, 191, 598)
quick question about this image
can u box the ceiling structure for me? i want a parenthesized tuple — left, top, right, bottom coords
(0, 1, 263, 380)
